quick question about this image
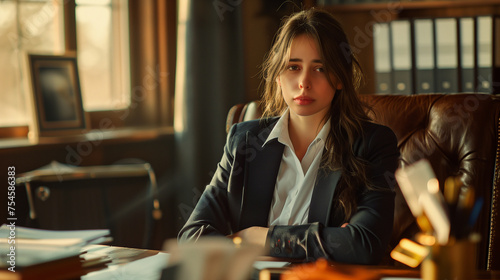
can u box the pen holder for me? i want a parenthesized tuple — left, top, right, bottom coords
(420, 237, 477, 280)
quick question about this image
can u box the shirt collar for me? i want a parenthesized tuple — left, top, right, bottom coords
(263, 109, 331, 148)
(264, 109, 290, 147)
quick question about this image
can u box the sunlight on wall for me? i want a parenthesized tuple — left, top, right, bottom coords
(174, 0, 190, 133)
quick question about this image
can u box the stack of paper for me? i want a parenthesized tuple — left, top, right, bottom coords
(0, 224, 111, 280)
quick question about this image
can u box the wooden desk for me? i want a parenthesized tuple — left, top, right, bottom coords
(79, 246, 500, 280)
(80, 245, 167, 279)
(260, 264, 500, 280)
(372, 267, 500, 279)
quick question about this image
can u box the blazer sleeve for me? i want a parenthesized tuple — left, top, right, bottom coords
(267, 124, 399, 265)
(177, 123, 243, 242)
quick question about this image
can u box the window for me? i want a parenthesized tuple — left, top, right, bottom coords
(75, 0, 130, 110)
(0, 0, 65, 126)
(0, 0, 130, 128)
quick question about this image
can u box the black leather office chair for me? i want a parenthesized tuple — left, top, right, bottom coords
(227, 94, 500, 270)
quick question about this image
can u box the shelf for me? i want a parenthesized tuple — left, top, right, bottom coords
(0, 126, 174, 150)
(321, 0, 500, 13)
(318, 0, 500, 95)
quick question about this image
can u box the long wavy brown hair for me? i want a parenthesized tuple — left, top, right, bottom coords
(260, 8, 373, 221)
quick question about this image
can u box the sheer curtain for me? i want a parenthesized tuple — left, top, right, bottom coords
(173, 0, 245, 231)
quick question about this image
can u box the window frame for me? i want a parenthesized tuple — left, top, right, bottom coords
(0, 0, 176, 140)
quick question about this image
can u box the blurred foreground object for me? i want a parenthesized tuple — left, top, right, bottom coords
(163, 237, 263, 280)
(281, 258, 378, 280)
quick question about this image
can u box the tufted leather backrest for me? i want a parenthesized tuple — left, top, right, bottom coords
(226, 94, 500, 270)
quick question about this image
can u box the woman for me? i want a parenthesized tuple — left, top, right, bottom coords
(178, 8, 399, 265)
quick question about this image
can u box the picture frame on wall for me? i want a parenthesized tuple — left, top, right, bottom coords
(27, 53, 89, 140)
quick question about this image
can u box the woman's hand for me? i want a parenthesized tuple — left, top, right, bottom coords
(229, 226, 269, 248)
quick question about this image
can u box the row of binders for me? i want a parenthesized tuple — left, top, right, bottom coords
(373, 15, 500, 95)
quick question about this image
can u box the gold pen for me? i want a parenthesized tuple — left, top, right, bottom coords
(444, 176, 462, 206)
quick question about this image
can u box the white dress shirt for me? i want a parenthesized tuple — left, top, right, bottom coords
(264, 109, 331, 226)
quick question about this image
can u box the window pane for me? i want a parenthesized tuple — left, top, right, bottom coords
(77, 0, 111, 4)
(76, 0, 130, 111)
(0, 0, 64, 126)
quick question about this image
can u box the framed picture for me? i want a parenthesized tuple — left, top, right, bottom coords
(27, 53, 89, 139)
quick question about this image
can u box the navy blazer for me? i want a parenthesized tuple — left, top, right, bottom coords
(178, 117, 399, 264)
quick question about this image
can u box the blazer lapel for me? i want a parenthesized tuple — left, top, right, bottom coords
(238, 128, 284, 230)
(308, 167, 342, 225)
(237, 120, 342, 229)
